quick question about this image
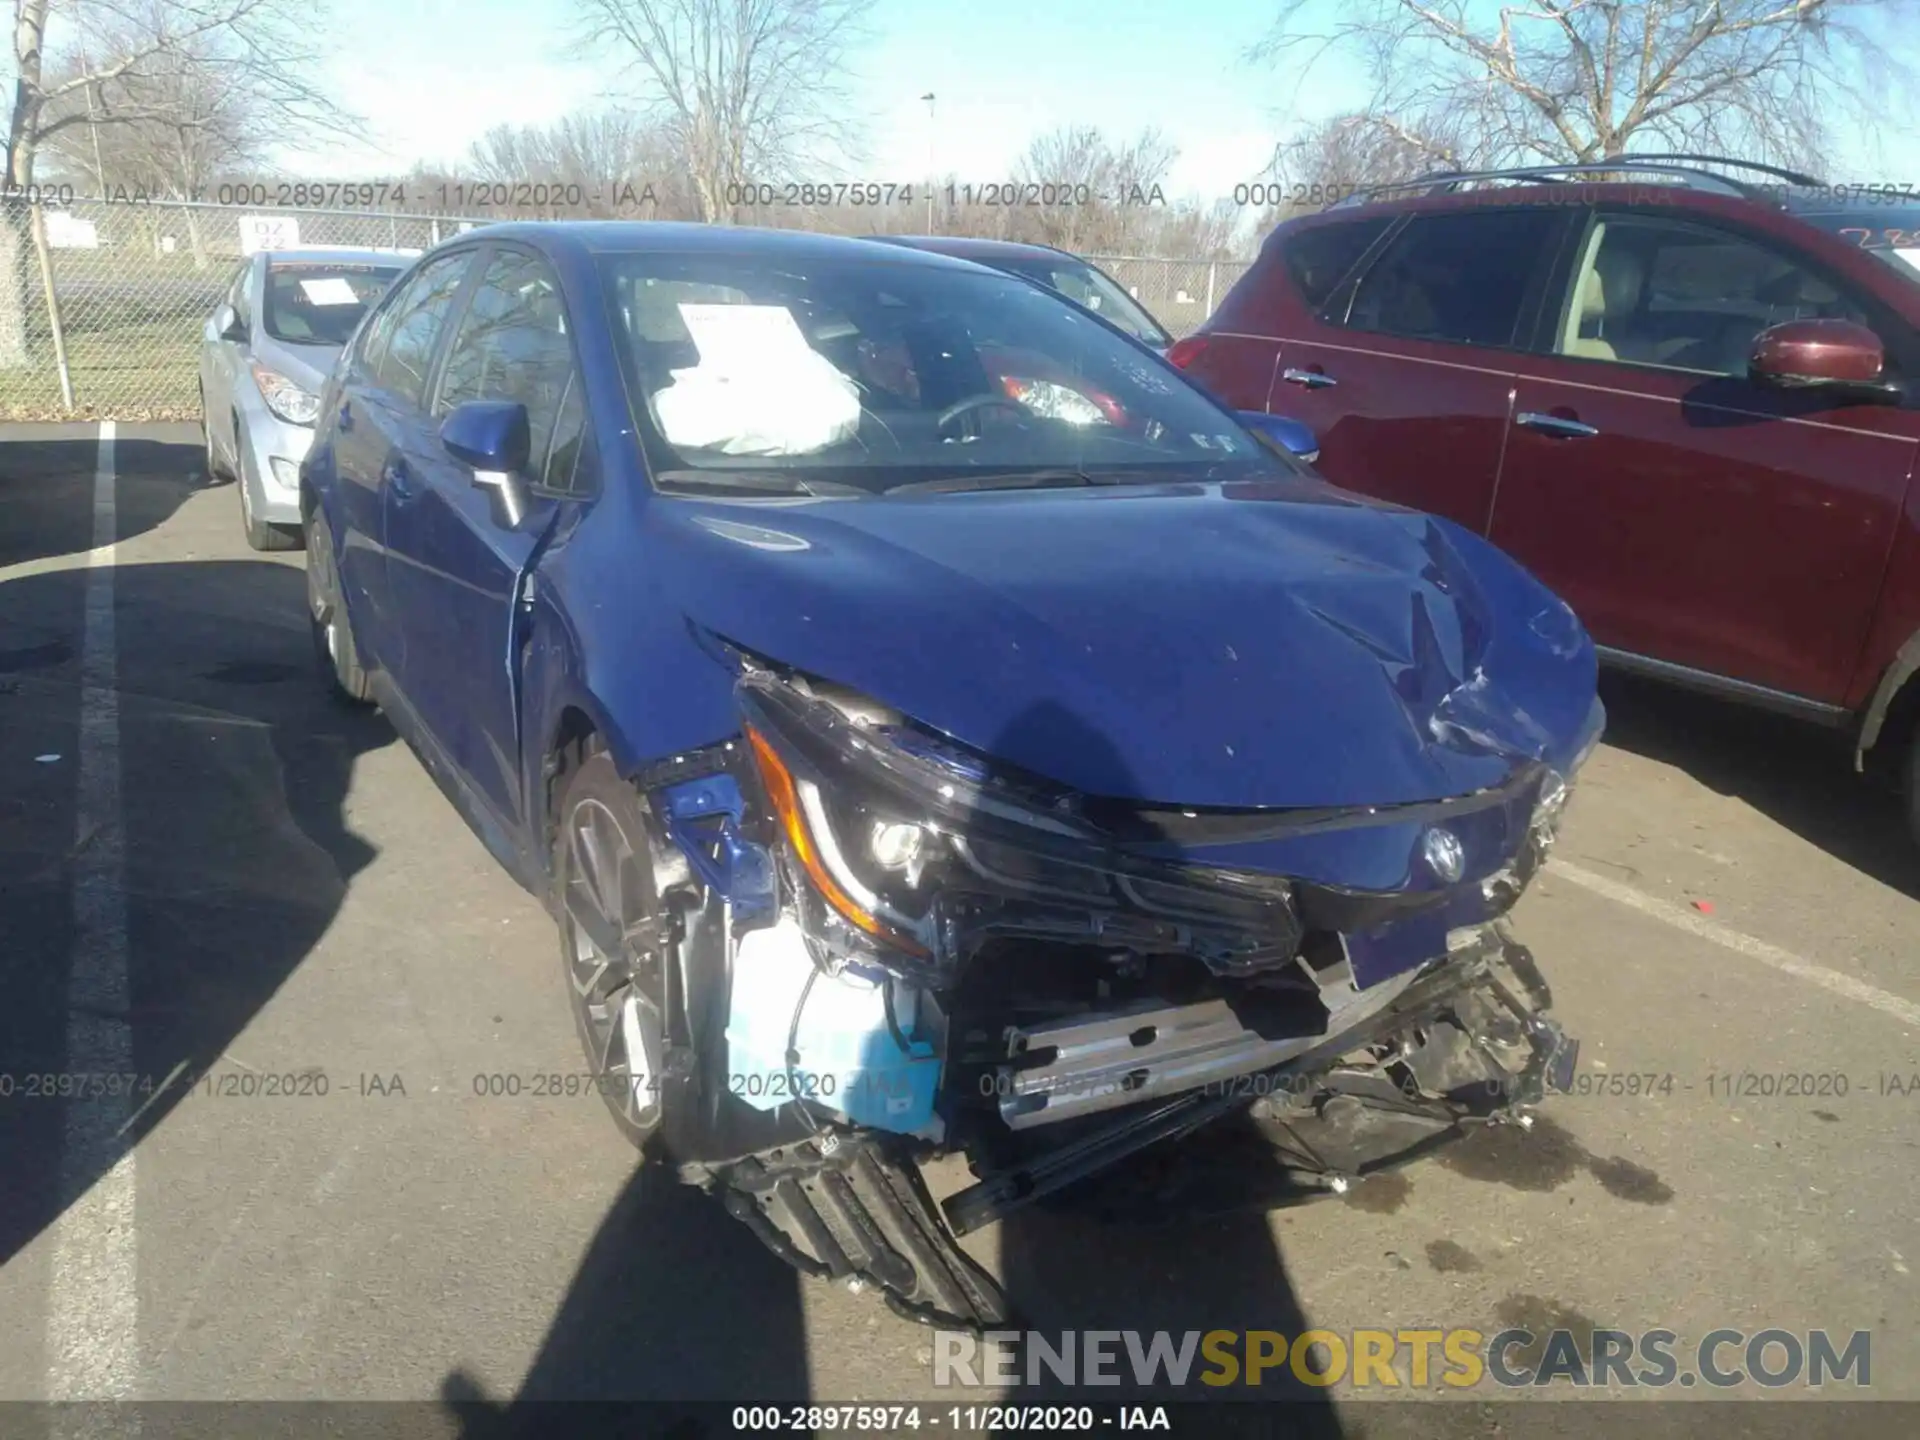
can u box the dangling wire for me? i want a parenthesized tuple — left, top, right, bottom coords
(783, 962, 823, 1135)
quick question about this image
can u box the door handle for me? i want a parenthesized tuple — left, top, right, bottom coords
(1516, 411, 1599, 439)
(1280, 367, 1337, 389)
(383, 456, 416, 499)
(337, 400, 354, 432)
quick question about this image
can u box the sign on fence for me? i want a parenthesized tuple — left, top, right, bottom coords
(239, 214, 301, 254)
(44, 211, 99, 249)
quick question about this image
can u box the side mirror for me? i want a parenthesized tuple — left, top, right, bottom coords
(441, 400, 533, 527)
(1238, 410, 1320, 465)
(215, 303, 247, 343)
(1749, 319, 1897, 401)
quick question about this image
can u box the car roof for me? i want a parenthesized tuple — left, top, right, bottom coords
(447, 221, 987, 270)
(260, 246, 417, 267)
(1281, 178, 1920, 248)
(1779, 189, 1920, 220)
(868, 235, 1075, 265)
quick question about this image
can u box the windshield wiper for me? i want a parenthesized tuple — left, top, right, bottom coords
(884, 468, 1112, 496)
(654, 469, 866, 498)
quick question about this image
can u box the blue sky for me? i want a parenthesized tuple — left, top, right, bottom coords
(306, 0, 1343, 202)
(243, 0, 1894, 197)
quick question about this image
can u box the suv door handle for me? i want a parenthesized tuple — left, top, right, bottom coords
(337, 400, 354, 432)
(1280, 367, 1337, 389)
(1516, 411, 1600, 439)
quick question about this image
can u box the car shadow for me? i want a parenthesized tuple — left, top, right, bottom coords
(1594, 670, 1919, 897)
(0, 541, 391, 1270)
(973, 702, 1345, 1428)
(437, 1162, 812, 1435)
(0, 425, 217, 577)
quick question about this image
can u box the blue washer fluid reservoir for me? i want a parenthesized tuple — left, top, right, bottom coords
(724, 916, 943, 1136)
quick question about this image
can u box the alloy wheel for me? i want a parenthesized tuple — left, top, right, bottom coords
(560, 796, 666, 1140)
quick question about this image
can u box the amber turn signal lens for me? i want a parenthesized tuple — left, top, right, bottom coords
(745, 725, 930, 959)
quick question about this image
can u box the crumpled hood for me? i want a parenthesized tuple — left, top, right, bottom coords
(648, 477, 1597, 810)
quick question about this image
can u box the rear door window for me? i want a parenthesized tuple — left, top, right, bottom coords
(1343, 209, 1559, 347)
(1024, 260, 1170, 346)
(1280, 218, 1390, 309)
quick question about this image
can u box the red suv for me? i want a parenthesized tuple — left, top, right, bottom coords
(1175, 158, 1920, 836)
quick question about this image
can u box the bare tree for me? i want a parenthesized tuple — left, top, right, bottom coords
(40, 47, 256, 199)
(1005, 125, 1179, 252)
(1147, 197, 1244, 260)
(1258, 108, 1475, 224)
(570, 0, 875, 223)
(1252, 0, 1917, 175)
(466, 110, 701, 219)
(2, 0, 351, 366)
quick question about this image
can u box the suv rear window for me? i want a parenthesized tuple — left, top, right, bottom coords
(1345, 209, 1557, 348)
(1280, 219, 1390, 309)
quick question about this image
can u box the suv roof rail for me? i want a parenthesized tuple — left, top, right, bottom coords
(1326, 154, 1825, 208)
(1598, 153, 1824, 187)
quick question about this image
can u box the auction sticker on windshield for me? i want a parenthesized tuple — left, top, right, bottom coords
(298, 277, 362, 306)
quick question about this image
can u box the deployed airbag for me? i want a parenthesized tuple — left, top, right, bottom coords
(653, 303, 862, 455)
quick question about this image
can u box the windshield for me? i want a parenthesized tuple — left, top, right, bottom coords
(1002, 257, 1174, 348)
(599, 251, 1284, 496)
(262, 263, 403, 346)
(1798, 207, 1920, 285)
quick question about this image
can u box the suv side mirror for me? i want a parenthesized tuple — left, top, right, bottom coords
(1749, 319, 1897, 401)
(441, 400, 533, 527)
(215, 303, 247, 343)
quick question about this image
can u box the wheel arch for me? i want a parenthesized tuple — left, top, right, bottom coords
(542, 703, 604, 848)
(1855, 627, 1920, 772)
(521, 659, 635, 894)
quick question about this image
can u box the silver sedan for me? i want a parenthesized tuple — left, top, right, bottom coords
(198, 246, 411, 549)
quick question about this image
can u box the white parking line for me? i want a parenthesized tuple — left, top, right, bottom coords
(46, 422, 141, 1408)
(1549, 858, 1920, 1029)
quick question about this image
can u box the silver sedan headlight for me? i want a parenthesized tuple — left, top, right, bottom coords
(251, 362, 320, 426)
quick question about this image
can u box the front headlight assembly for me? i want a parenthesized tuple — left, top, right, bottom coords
(735, 671, 1303, 986)
(251, 362, 320, 426)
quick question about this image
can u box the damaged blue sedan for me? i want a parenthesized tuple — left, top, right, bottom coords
(300, 223, 1602, 1328)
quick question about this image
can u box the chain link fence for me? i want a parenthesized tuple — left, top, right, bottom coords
(1083, 255, 1252, 340)
(0, 198, 1249, 421)
(0, 199, 485, 421)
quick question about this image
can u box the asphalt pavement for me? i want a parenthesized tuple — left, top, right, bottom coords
(1, 423, 1917, 1437)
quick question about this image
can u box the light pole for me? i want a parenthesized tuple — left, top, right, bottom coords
(921, 92, 936, 232)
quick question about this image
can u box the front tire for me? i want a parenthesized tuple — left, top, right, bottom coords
(552, 748, 675, 1152)
(200, 388, 225, 482)
(305, 506, 373, 705)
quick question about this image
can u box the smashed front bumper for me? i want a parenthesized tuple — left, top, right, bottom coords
(695, 913, 1575, 1328)
(942, 920, 1575, 1236)
(647, 669, 1591, 1327)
